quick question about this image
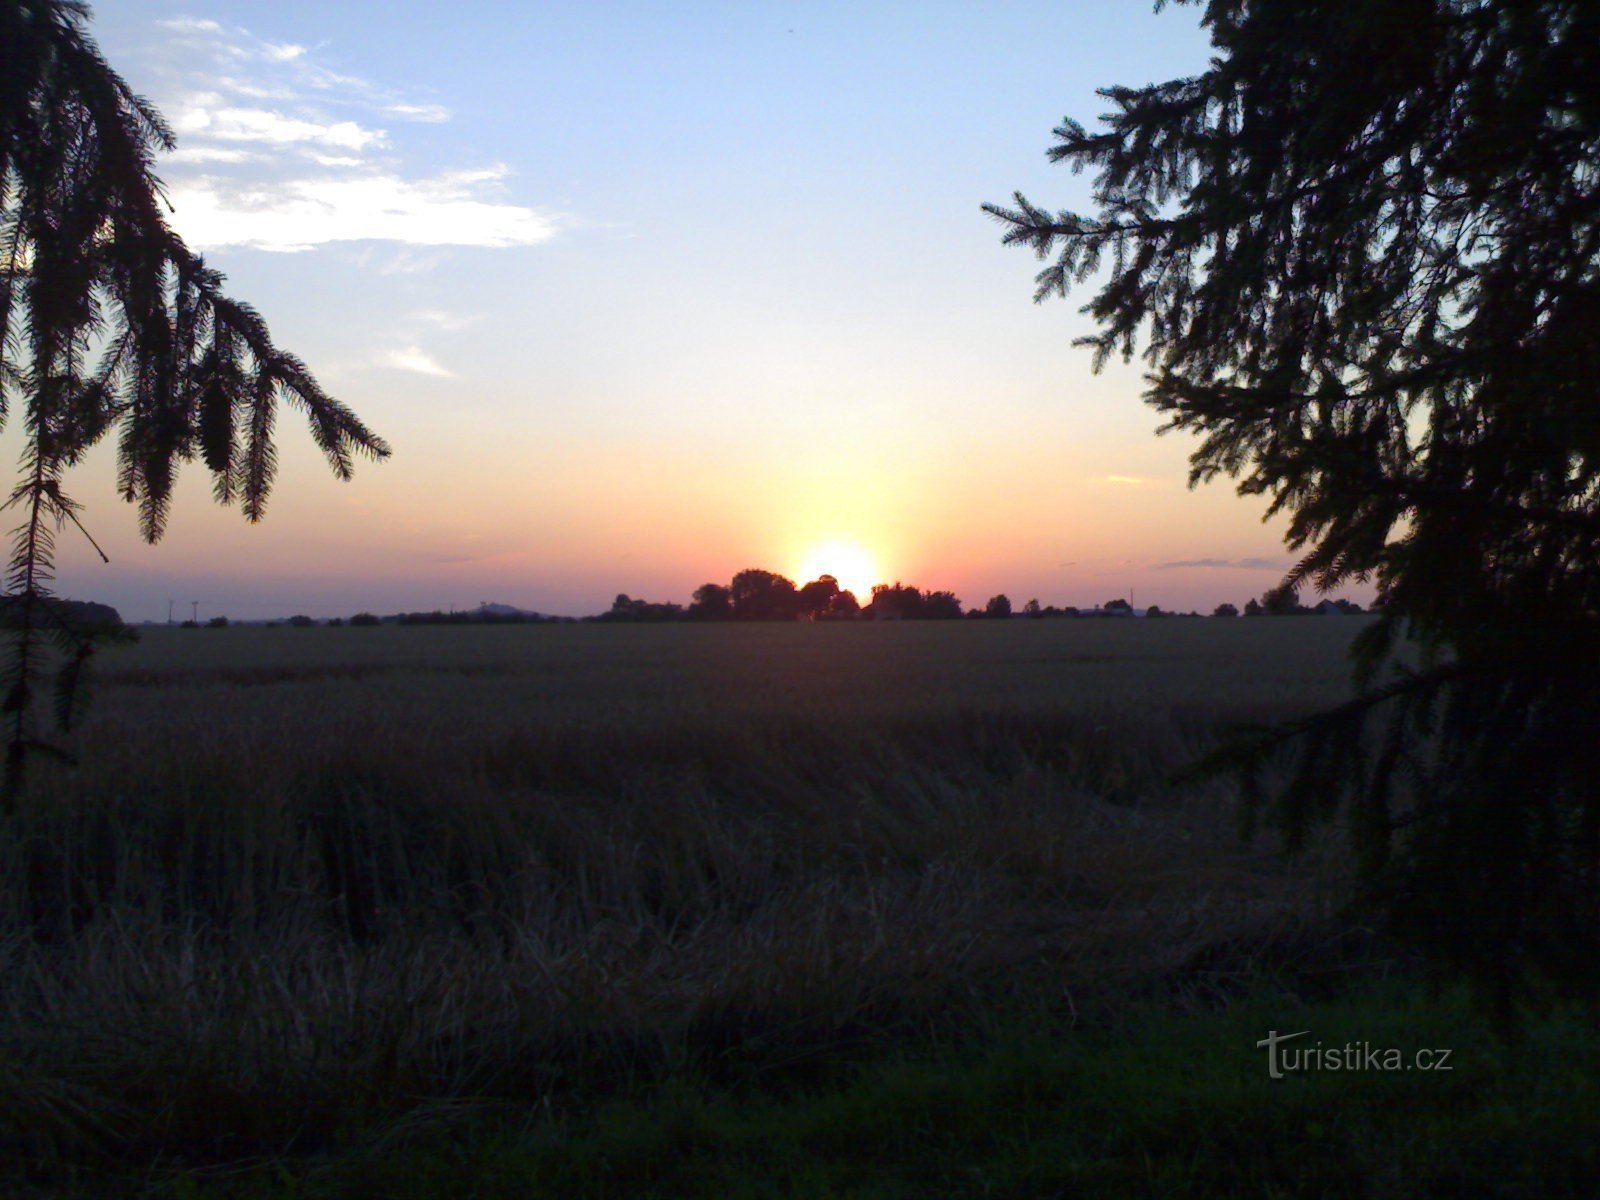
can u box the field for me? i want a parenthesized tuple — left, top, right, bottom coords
(4, 618, 1596, 1197)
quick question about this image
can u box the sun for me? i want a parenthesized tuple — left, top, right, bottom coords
(797, 540, 879, 602)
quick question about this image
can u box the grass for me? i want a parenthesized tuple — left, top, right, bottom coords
(8, 617, 1589, 1194)
(107, 982, 1600, 1199)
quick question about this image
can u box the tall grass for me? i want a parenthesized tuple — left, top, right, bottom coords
(1, 620, 1365, 1173)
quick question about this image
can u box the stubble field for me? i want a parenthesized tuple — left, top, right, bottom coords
(11, 616, 1593, 1197)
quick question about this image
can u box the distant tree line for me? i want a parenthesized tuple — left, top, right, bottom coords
(549, 576, 1371, 624)
(392, 609, 570, 626)
(160, 580, 1365, 629)
(168, 608, 574, 628)
(593, 569, 970, 623)
(0, 597, 127, 632)
(1220, 585, 1366, 618)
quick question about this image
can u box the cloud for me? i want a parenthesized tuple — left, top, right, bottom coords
(167, 168, 558, 252)
(376, 346, 454, 377)
(164, 145, 262, 165)
(408, 309, 478, 331)
(1157, 557, 1287, 571)
(174, 105, 385, 150)
(137, 17, 544, 255)
(376, 248, 444, 275)
(157, 17, 223, 34)
(1103, 474, 1156, 486)
(386, 103, 451, 123)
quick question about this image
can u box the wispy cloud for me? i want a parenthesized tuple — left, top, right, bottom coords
(386, 102, 451, 123)
(376, 346, 454, 377)
(174, 105, 384, 150)
(358, 309, 482, 378)
(157, 17, 223, 34)
(375, 248, 444, 275)
(164, 145, 261, 165)
(408, 309, 479, 331)
(168, 168, 558, 252)
(1103, 474, 1160, 487)
(141, 16, 558, 255)
(1157, 557, 1287, 571)
(262, 43, 307, 64)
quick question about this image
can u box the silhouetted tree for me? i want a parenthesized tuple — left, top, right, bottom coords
(797, 575, 840, 620)
(0, 0, 387, 797)
(826, 588, 860, 619)
(1101, 598, 1132, 615)
(863, 582, 963, 620)
(1242, 599, 1264, 618)
(1261, 584, 1305, 617)
(1212, 603, 1239, 618)
(989, 0, 1600, 1013)
(1024, 598, 1042, 616)
(867, 583, 912, 619)
(984, 594, 1012, 619)
(600, 594, 683, 622)
(730, 569, 798, 621)
(688, 582, 732, 621)
(349, 613, 381, 626)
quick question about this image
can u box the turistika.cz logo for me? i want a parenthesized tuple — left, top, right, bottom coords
(1256, 1030, 1454, 1079)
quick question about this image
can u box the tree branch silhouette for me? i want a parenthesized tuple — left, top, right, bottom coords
(990, 0, 1600, 1021)
(0, 0, 389, 800)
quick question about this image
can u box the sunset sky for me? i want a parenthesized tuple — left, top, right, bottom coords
(44, 1, 1357, 621)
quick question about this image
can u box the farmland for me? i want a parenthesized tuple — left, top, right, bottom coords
(4, 618, 1596, 1196)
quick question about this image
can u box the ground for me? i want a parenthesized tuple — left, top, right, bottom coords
(3, 619, 1594, 1196)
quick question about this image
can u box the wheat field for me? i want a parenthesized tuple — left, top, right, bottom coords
(2, 617, 1368, 1169)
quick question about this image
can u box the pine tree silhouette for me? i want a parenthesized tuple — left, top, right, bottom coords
(988, 0, 1600, 1020)
(0, 0, 388, 799)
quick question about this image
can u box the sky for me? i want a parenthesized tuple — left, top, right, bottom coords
(43, 1, 1362, 621)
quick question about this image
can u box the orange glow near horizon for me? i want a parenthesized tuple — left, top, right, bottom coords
(796, 539, 879, 602)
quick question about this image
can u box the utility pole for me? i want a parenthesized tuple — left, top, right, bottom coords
(166, 599, 174, 626)
(191, 600, 199, 624)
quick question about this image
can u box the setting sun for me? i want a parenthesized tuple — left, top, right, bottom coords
(797, 540, 879, 602)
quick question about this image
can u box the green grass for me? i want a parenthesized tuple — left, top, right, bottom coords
(138, 981, 1600, 1200)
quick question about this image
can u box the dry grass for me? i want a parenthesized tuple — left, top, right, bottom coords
(1, 618, 1368, 1171)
